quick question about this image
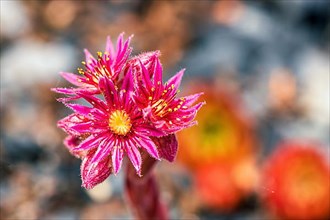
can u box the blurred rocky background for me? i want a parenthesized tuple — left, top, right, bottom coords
(1, 0, 329, 219)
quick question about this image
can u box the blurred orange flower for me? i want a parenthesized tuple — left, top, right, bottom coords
(261, 141, 330, 220)
(196, 156, 258, 211)
(178, 84, 256, 167)
(177, 83, 259, 211)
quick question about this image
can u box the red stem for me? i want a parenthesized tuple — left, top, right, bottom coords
(124, 154, 168, 220)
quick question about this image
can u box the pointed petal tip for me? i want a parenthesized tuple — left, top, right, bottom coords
(154, 50, 161, 56)
(167, 68, 185, 89)
(82, 182, 94, 190)
(136, 169, 142, 177)
(59, 71, 71, 76)
(128, 34, 134, 41)
(56, 97, 76, 103)
(84, 49, 94, 60)
(199, 101, 207, 108)
(113, 168, 120, 176)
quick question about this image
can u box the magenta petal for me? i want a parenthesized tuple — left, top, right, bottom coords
(89, 108, 108, 120)
(74, 134, 104, 152)
(126, 140, 142, 175)
(81, 150, 112, 190)
(190, 101, 206, 112)
(135, 124, 165, 137)
(91, 137, 113, 163)
(136, 136, 160, 160)
(182, 92, 204, 106)
(66, 103, 92, 115)
(70, 121, 94, 133)
(121, 69, 134, 108)
(75, 92, 107, 110)
(99, 77, 119, 107)
(121, 67, 133, 93)
(112, 146, 124, 174)
(140, 60, 153, 89)
(116, 33, 124, 53)
(166, 69, 185, 90)
(151, 134, 178, 162)
(118, 35, 132, 62)
(64, 135, 80, 148)
(57, 96, 79, 103)
(66, 103, 107, 120)
(63, 135, 83, 158)
(153, 58, 163, 85)
(58, 114, 85, 136)
(105, 35, 115, 57)
(128, 51, 160, 86)
(52, 87, 76, 95)
(84, 49, 95, 63)
(60, 72, 85, 86)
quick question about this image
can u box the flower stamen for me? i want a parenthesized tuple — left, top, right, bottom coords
(109, 110, 132, 136)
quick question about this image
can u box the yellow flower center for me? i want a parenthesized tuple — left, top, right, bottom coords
(108, 110, 132, 136)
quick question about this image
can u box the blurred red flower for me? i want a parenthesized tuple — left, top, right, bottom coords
(196, 156, 258, 211)
(261, 141, 330, 220)
(177, 83, 259, 211)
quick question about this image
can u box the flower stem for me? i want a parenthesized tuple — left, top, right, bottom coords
(125, 155, 168, 220)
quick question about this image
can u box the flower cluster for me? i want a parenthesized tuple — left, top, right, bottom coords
(53, 33, 204, 189)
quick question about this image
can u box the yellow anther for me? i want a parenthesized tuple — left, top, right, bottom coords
(108, 110, 132, 136)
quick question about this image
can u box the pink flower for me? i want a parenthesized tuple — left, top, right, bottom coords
(60, 70, 167, 188)
(54, 34, 204, 189)
(134, 58, 205, 133)
(52, 33, 133, 98)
